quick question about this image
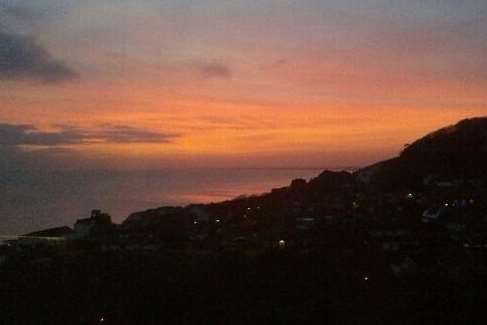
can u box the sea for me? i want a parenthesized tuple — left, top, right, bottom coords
(0, 168, 334, 236)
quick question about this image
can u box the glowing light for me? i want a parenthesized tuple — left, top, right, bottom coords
(278, 239, 286, 248)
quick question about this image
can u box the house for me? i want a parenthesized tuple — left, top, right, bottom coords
(369, 228, 412, 253)
(295, 217, 316, 231)
(422, 208, 442, 223)
(70, 210, 113, 240)
(390, 256, 417, 277)
(187, 204, 210, 223)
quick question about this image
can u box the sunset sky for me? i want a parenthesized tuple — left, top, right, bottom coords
(1, 0, 487, 169)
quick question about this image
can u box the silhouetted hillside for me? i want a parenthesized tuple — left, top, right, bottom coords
(4, 117, 487, 325)
(357, 117, 487, 189)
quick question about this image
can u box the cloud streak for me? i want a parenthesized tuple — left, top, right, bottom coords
(0, 123, 179, 146)
(0, 29, 77, 82)
(198, 61, 232, 79)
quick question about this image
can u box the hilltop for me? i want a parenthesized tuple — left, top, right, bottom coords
(123, 117, 487, 233)
(357, 117, 487, 188)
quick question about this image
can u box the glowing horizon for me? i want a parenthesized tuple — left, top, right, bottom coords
(2, 0, 487, 170)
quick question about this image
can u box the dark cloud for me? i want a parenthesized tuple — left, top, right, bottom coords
(1, 3, 42, 22)
(0, 123, 82, 146)
(0, 29, 78, 82)
(91, 125, 178, 143)
(199, 62, 232, 79)
(0, 123, 179, 146)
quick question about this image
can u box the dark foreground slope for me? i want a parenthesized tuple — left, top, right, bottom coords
(357, 117, 487, 189)
(2, 117, 487, 325)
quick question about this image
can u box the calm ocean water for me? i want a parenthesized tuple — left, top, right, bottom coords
(0, 168, 326, 236)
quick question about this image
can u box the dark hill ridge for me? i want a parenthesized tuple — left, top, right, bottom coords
(356, 117, 487, 188)
(24, 226, 73, 238)
(124, 117, 487, 225)
(401, 117, 487, 173)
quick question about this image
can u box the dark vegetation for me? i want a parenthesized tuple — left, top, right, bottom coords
(2, 117, 487, 324)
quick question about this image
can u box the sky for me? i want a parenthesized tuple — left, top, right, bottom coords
(1, 0, 486, 170)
